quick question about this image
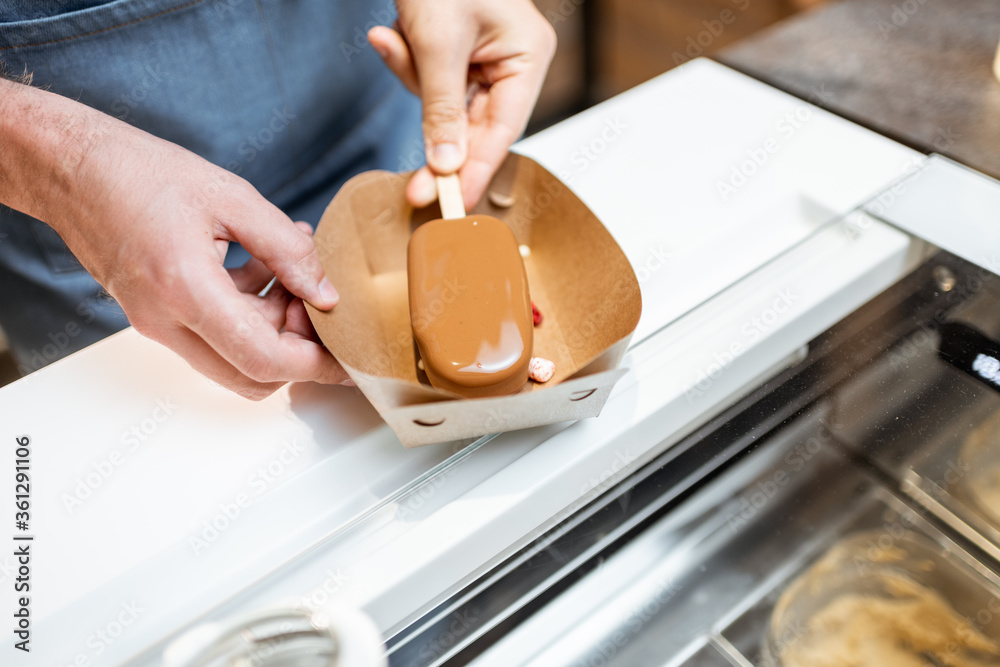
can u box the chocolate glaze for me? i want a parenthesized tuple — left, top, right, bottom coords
(407, 215, 533, 398)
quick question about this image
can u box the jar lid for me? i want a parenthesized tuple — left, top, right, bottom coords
(164, 607, 341, 667)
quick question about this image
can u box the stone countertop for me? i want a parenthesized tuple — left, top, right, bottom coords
(717, 0, 1000, 180)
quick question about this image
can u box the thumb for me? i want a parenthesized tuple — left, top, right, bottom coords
(413, 41, 471, 175)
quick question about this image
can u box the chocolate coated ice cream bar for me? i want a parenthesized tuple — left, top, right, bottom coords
(407, 176, 533, 398)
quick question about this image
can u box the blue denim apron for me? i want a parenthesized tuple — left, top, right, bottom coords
(0, 0, 422, 374)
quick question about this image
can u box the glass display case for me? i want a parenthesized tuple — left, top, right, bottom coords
(386, 249, 1000, 666)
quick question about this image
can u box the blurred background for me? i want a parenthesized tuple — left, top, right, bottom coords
(529, 0, 827, 129)
(0, 0, 828, 387)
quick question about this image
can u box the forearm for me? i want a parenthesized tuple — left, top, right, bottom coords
(0, 78, 107, 232)
(0, 68, 345, 399)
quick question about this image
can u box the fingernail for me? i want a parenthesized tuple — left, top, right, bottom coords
(341, 378, 357, 387)
(432, 143, 463, 173)
(318, 277, 339, 307)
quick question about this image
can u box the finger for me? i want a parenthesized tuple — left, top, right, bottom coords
(406, 166, 438, 209)
(408, 25, 475, 175)
(149, 323, 286, 401)
(239, 281, 292, 330)
(368, 26, 419, 95)
(222, 194, 339, 311)
(183, 266, 347, 386)
(283, 299, 352, 385)
(228, 256, 275, 294)
(284, 298, 321, 343)
(460, 74, 543, 208)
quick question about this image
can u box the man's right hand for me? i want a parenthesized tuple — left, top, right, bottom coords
(0, 79, 348, 399)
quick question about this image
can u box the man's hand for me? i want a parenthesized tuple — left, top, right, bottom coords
(368, 0, 557, 210)
(0, 80, 347, 400)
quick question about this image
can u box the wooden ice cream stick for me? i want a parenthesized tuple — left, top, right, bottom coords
(435, 174, 466, 220)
